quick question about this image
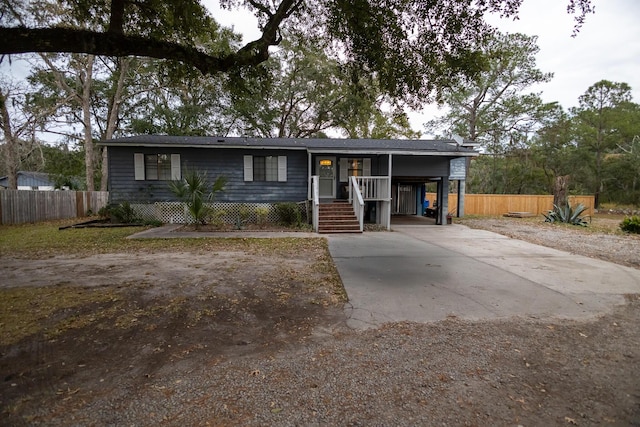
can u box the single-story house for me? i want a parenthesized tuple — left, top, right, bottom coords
(99, 136, 479, 231)
(0, 171, 57, 191)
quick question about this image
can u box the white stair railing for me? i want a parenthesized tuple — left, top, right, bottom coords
(311, 175, 320, 232)
(349, 176, 365, 232)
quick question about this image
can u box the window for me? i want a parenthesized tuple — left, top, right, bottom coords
(348, 159, 363, 177)
(253, 156, 279, 181)
(340, 158, 371, 182)
(134, 153, 181, 181)
(244, 155, 287, 182)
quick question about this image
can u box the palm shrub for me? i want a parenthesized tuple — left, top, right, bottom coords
(168, 169, 226, 228)
(620, 216, 640, 234)
(542, 202, 590, 226)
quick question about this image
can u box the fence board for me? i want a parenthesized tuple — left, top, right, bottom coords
(0, 190, 109, 225)
(425, 193, 595, 216)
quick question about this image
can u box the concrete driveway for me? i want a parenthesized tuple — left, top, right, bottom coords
(328, 224, 640, 329)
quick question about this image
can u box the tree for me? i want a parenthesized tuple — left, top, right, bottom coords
(0, 74, 61, 188)
(1, 0, 594, 101)
(530, 103, 579, 204)
(426, 32, 553, 194)
(426, 32, 552, 146)
(127, 60, 235, 137)
(571, 80, 637, 207)
(226, 35, 418, 139)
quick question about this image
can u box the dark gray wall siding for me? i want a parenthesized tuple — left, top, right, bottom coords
(392, 155, 450, 177)
(108, 147, 308, 204)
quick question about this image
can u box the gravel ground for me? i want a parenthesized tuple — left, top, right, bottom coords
(458, 217, 640, 269)
(2, 218, 640, 426)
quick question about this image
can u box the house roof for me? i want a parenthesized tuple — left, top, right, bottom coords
(100, 135, 479, 157)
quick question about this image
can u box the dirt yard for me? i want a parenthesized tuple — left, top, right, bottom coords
(1, 218, 639, 426)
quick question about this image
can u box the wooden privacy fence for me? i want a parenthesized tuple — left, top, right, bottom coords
(0, 190, 109, 225)
(425, 193, 595, 216)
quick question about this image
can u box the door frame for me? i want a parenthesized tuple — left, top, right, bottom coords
(316, 156, 337, 199)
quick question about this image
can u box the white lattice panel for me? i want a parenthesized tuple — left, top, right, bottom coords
(131, 202, 308, 225)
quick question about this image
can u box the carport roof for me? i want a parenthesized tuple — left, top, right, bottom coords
(101, 135, 479, 157)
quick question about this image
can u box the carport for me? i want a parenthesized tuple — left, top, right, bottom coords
(307, 139, 479, 230)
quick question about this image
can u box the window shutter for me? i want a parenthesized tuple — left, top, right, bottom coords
(339, 158, 348, 182)
(278, 156, 287, 182)
(363, 158, 371, 176)
(243, 155, 253, 181)
(134, 153, 145, 180)
(171, 154, 181, 180)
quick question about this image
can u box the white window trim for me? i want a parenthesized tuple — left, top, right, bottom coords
(134, 153, 145, 180)
(244, 155, 287, 182)
(244, 155, 253, 182)
(134, 153, 181, 181)
(278, 155, 287, 182)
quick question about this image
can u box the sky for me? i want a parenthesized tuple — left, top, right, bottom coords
(205, 0, 640, 135)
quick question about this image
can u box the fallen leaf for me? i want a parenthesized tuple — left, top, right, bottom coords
(564, 416, 577, 424)
(579, 333, 588, 338)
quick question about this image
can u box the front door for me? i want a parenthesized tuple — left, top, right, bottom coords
(317, 157, 336, 198)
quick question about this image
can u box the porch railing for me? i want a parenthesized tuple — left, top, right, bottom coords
(311, 175, 320, 232)
(350, 176, 390, 201)
(349, 176, 365, 232)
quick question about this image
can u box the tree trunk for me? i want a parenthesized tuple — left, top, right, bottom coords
(100, 58, 130, 191)
(0, 92, 18, 190)
(553, 175, 570, 207)
(82, 55, 95, 190)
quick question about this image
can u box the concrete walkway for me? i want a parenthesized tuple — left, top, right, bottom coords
(328, 224, 640, 329)
(128, 224, 318, 239)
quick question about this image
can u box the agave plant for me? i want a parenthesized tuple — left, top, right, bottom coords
(542, 202, 590, 226)
(168, 169, 226, 227)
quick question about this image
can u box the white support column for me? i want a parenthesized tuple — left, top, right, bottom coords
(386, 154, 393, 230)
(439, 178, 450, 225)
(457, 179, 466, 217)
(307, 152, 312, 200)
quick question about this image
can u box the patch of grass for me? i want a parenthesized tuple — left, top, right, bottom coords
(0, 221, 347, 344)
(0, 220, 147, 258)
(0, 286, 118, 346)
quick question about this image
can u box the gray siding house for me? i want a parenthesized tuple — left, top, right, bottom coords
(0, 171, 57, 190)
(100, 136, 478, 230)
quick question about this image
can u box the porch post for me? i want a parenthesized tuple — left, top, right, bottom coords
(385, 153, 392, 230)
(457, 179, 465, 217)
(439, 178, 450, 225)
(307, 152, 312, 200)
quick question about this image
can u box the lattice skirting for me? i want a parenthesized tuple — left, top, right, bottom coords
(131, 201, 309, 225)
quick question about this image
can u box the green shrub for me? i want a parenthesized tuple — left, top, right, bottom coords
(542, 202, 590, 226)
(274, 202, 302, 226)
(620, 216, 640, 234)
(255, 206, 270, 227)
(100, 202, 139, 224)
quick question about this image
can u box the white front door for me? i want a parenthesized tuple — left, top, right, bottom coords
(317, 157, 336, 198)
